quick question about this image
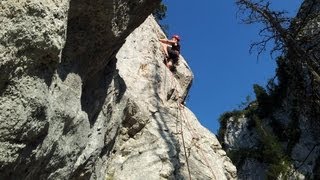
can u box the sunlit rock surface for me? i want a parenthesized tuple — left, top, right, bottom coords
(0, 1, 236, 179)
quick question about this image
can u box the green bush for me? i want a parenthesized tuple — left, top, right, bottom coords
(268, 160, 291, 179)
(253, 115, 291, 178)
(253, 84, 273, 117)
(219, 78, 295, 178)
(286, 98, 301, 155)
(153, 2, 167, 21)
(227, 148, 262, 167)
(152, 2, 169, 35)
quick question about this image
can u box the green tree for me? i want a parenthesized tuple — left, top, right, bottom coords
(153, 2, 167, 21)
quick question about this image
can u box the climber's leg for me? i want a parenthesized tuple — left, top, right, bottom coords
(166, 59, 173, 70)
(161, 43, 169, 58)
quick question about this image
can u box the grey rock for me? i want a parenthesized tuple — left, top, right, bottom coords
(223, 117, 260, 150)
(0, 0, 160, 179)
(238, 159, 267, 180)
(104, 16, 236, 180)
(0, 1, 235, 179)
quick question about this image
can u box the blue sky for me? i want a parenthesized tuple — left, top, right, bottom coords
(161, 0, 303, 134)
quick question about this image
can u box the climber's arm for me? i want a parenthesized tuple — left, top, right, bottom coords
(166, 39, 177, 44)
(159, 38, 168, 43)
(159, 38, 175, 45)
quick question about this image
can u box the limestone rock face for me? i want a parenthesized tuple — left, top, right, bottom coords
(222, 117, 260, 150)
(0, 1, 236, 179)
(220, 108, 316, 179)
(0, 0, 159, 179)
(104, 16, 237, 180)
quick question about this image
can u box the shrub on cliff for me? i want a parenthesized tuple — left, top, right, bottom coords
(153, 2, 167, 21)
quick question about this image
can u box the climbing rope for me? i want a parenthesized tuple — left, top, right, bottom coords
(178, 103, 217, 180)
(165, 66, 216, 180)
(178, 102, 192, 180)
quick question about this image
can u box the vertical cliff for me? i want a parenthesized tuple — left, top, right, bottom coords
(102, 16, 236, 180)
(0, 1, 236, 179)
(219, 0, 320, 179)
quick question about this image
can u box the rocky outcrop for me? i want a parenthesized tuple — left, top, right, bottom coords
(0, 1, 236, 179)
(0, 0, 158, 179)
(102, 16, 236, 180)
(219, 0, 320, 179)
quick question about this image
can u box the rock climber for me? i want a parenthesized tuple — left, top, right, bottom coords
(159, 34, 181, 71)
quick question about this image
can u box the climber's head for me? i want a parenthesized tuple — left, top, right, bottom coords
(172, 35, 180, 42)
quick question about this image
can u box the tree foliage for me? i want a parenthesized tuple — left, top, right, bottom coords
(237, 0, 320, 64)
(152, 2, 169, 35)
(236, 0, 291, 57)
(153, 2, 167, 21)
(237, 0, 320, 120)
(233, 0, 320, 177)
